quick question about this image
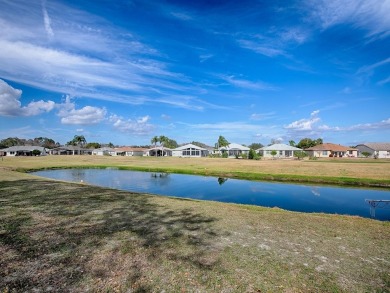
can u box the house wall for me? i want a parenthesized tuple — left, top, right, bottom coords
(172, 148, 208, 157)
(261, 150, 297, 158)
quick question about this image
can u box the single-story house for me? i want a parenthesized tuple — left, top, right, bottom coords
(219, 143, 250, 157)
(1, 146, 47, 156)
(49, 146, 92, 155)
(355, 143, 390, 158)
(257, 143, 303, 158)
(92, 147, 117, 156)
(145, 146, 172, 157)
(172, 143, 209, 157)
(305, 143, 358, 158)
(115, 147, 147, 156)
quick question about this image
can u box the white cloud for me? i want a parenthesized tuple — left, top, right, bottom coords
(357, 57, 390, 74)
(219, 75, 276, 91)
(250, 112, 276, 121)
(42, 0, 54, 38)
(0, 79, 55, 116)
(57, 96, 106, 125)
(308, 0, 390, 38)
(377, 76, 390, 85)
(109, 114, 155, 135)
(285, 110, 321, 131)
(237, 39, 285, 57)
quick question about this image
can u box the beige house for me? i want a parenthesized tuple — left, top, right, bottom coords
(115, 147, 147, 156)
(305, 143, 358, 158)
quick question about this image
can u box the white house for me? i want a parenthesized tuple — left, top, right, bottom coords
(172, 143, 209, 157)
(49, 146, 92, 155)
(219, 143, 250, 157)
(1, 146, 47, 156)
(145, 146, 172, 157)
(92, 147, 117, 156)
(257, 144, 302, 158)
(355, 143, 390, 158)
(114, 147, 147, 156)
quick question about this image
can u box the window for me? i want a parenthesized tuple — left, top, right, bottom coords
(322, 151, 327, 155)
(349, 150, 353, 154)
(279, 151, 283, 155)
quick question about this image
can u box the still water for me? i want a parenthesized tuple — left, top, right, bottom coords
(33, 169, 390, 220)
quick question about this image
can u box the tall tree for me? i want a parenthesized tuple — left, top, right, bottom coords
(159, 135, 168, 156)
(151, 136, 159, 157)
(289, 140, 296, 147)
(248, 143, 263, 150)
(217, 135, 229, 148)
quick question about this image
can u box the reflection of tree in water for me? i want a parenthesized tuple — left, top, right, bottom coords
(71, 169, 87, 182)
(217, 177, 228, 185)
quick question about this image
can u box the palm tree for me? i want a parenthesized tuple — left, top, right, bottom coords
(73, 135, 86, 147)
(151, 136, 159, 157)
(159, 135, 168, 156)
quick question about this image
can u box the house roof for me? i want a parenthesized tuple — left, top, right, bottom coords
(356, 143, 390, 151)
(147, 146, 173, 151)
(93, 147, 116, 152)
(173, 143, 207, 151)
(115, 147, 147, 152)
(258, 143, 302, 151)
(220, 143, 250, 151)
(1, 145, 46, 152)
(305, 143, 356, 152)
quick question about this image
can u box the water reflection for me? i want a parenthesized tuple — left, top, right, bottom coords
(32, 169, 390, 221)
(217, 177, 228, 185)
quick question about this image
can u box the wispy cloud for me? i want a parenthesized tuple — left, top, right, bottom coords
(219, 75, 277, 91)
(0, 1, 216, 111)
(42, 0, 54, 38)
(306, 0, 390, 39)
(357, 57, 390, 74)
(250, 112, 276, 121)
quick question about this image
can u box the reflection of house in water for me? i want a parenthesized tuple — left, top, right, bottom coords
(151, 173, 169, 178)
(311, 187, 321, 197)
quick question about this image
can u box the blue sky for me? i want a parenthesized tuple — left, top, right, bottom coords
(0, 0, 389, 146)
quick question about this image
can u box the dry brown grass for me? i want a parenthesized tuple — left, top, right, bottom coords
(1, 169, 389, 292)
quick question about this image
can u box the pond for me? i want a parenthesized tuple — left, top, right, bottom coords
(32, 169, 390, 221)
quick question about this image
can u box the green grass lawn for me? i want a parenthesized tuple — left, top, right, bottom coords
(1, 167, 389, 292)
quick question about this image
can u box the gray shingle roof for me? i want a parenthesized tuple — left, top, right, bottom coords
(357, 143, 390, 151)
(258, 143, 302, 151)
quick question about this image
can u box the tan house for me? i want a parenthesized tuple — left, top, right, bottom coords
(305, 143, 358, 158)
(115, 147, 147, 156)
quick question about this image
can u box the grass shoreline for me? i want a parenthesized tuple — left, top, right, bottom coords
(17, 163, 390, 189)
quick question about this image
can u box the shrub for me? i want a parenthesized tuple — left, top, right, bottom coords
(32, 149, 41, 156)
(241, 153, 248, 159)
(222, 152, 228, 158)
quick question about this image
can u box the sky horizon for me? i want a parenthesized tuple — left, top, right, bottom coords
(0, 0, 389, 147)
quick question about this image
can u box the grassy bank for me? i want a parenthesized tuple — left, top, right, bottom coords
(1, 169, 389, 292)
(2, 155, 390, 187)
